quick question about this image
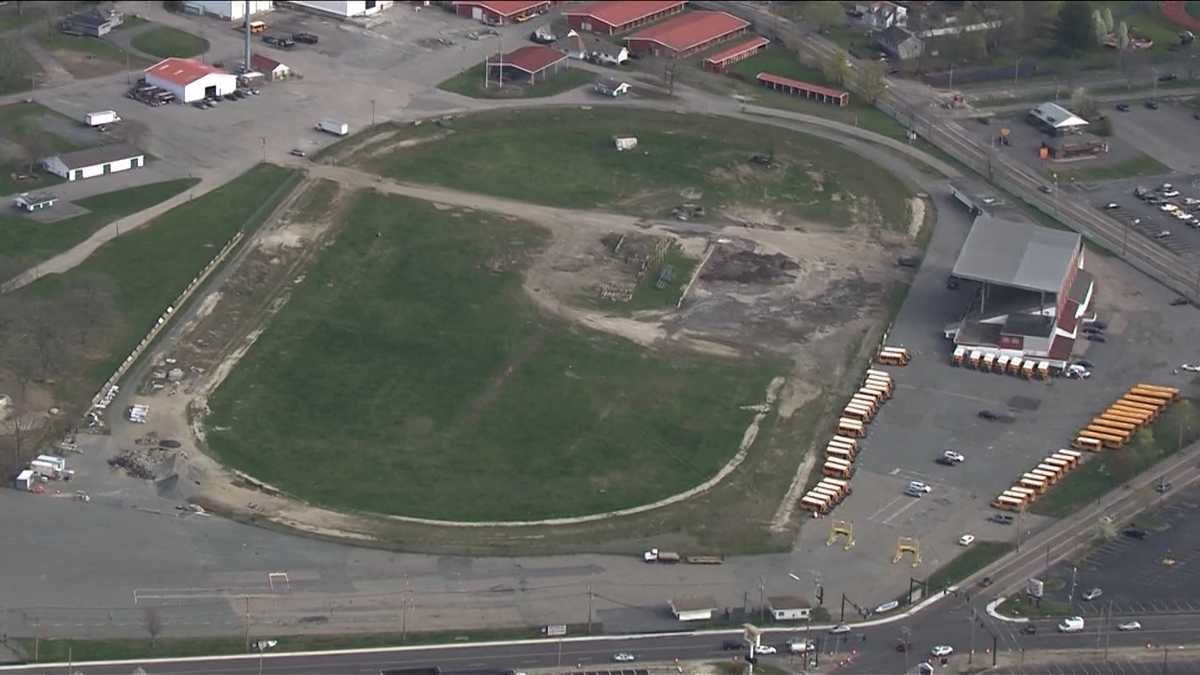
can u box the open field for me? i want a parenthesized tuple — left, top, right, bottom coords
(0, 164, 297, 419)
(0, 41, 39, 96)
(438, 63, 596, 99)
(1032, 399, 1200, 517)
(130, 25, 209, 59)
(1043, 155, 1173, 182)
(0, 101, 83, 195)
(205, 191, 778, 521)
(38, 32, 151, 78)
(354, 108, 912, 230)
(0, 178, 198, 273)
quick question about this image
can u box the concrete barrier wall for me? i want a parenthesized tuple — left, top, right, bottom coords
(88, 231, 244, 412)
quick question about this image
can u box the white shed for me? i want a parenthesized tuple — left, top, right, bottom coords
(42, 144, 144, 182)
(15, 469, 36, 491)
(670, 596, 717, 622)
(768, 595, 813, 621)
(183, 0, 273, 19)
(144, 57, 237, 103)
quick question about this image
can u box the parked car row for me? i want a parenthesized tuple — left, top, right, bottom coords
(191, 88, 260, 109)
(126, 82, 175, 107)
(264, 32, 318, 50)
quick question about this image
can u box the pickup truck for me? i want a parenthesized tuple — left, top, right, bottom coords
(642, 548, 680, 563)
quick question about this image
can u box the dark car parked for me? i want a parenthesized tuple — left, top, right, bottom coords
(293, 32, 319, 44)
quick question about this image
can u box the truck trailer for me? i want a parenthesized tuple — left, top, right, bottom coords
(316, 119, 350, 136)
(85, 110, 121, 126)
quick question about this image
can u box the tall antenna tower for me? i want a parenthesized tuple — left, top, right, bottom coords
(243, 0, 251, 74)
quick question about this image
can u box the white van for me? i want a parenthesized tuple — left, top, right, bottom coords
(1058, 616, 1084, 633)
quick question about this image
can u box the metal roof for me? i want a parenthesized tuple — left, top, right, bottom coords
(564, 0, 687, 28)
(756, 72, 848, 99)
(951, 214, 1080, 294)
(624, 11, 748, 53)
(1027, 102, 1089, 129)
(670, 595, 718, 612)
(496, 45, 567, 74)
(145, 57, 230, 86)
(49, 143, 143, 170)
(703, 35, 770, 65)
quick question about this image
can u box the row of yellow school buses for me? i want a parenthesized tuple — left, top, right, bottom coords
(991, 383, 1180, 512)
(951, 346, 1052, 380)
(799, 368, 896, 516)
(991, 448, 1084, 511)
(1070, 384, 1179, 451)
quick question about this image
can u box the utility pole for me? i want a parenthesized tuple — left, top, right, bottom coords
(1068, 566, 1078, 609)
(243, 0, 251, 80)
(840, 594, 846, 623)
(243, 597, 251, 651)
(968, 606, 976, 665)
(585, 581, 595, 634)
(371, 99, 376, 127)
(1017, 505, 1025, 551)
(759, 578, 767, 624)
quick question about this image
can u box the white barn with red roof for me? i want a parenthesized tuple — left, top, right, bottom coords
(144, 57, 237, 103)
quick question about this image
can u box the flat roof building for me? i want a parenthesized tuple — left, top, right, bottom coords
(565, 0, 687, 35)
(291, 1, 394, 17)
(624, 11, 749, 58)
(768, 595, 813, 622)
(13, 192, 58, 212)
(183, 1, 273, 20)
(42, 144, 144, 183)
(670, 596, 718, 622)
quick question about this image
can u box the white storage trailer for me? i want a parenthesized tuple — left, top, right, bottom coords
(85, 110, 121, 126)
(317, 119, 350, 136)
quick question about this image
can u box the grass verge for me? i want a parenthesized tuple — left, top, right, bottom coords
(8, 164, 298, 409)
(0, 41, 39, 95)
(291, 177, 340, 222)
(925, 542, 1015, 591)
(1032, 399, 1200, 517)
(995, 594, 1075, 619)
(624, 242, 698, 311)
(0, 178, 198, 271)
(358, 107, 913, 229)
(206, 191, 778, 521)
(0, 101, 80, 195)
(438, 63, 596, 99)
(18, 624, 597, 663)
(1043, 154, 1172, 182)
(130, 25, 210, 58)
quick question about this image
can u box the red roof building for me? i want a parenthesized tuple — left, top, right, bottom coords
(564, 0, 687, 35)
(756, 72, 849, 107)
(624, 11, 749, 58)
(144, 57, 225, 86)
(143, 57, 237, 103)
(453, 0, 549, 25)
(487, 45, 568, 84)
(703, 35, 769, 72)
(250, 53, 291, 80)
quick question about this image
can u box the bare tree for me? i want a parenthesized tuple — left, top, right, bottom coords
(144, 608, 163, 646)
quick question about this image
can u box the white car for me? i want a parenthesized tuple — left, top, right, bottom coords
(930, 645, 954, 657)
(908, 481, 932, 493)
(1102, 202, 1120, 210)
(829, 624, 852, 634)
(1163, 190, 1181, 198)
(1117, 620, 1142, 631)
(612, 652, 636, 662)
(958, 534, 976, 546)
(943, 450, 965, 463)
(1160, 203, 1180, 213)
(1177, 212, 1195, 222)
(1181, 363, 1200, 372)
(754, 645, 778, 655)
(1154, 230, 1172, 239)
(1185, 197, 1200, 205)
(1082, 587, 1103, 601)
(1059, 616, 1085, 632)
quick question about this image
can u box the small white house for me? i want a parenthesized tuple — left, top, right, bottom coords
(291, 1, 394, 17)
(768, 595, 813, 622)
(183, 0, 273, 20)
(594, 78, 631, 97)
(251, 53, 291, 80)
(670, 596, 717, 622)
(144, 57, 237, 103)
(13, 192, 58, 211)
(42, 144, 144, 182)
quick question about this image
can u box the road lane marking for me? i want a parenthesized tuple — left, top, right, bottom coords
(881, 497, 923, 525)
(867, 495, 905, 521)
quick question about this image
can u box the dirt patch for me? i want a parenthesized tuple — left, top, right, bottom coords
(701, 247, 800, 284)
(907, 197, 925, 239)
(45, 49, 126, 79)
(720, 204, 786, 230)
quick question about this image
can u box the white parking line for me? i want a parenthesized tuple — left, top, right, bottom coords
(867, 495, 905, 521)
(881, 497, 923, 526)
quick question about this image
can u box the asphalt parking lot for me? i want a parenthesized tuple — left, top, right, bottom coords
(993, 657, 1200, 675)
(1076, 175, 1200, 257)
(1108, 98, 1200, 174)
(1041, 481, 1200, 618)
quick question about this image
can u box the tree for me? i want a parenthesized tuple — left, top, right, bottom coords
(144, 608, 163, 646)
(1024, 0, 1063, 39)
(1102, 7, 1114, 33)
(1070, 86, 1098, 118)
(822, 51, 851, 86)
(1117, 21, 1130, 50)
(1056, 0, 1097, 52)
(804, 1, 843, 30)
(1093, 10, 1108, 45)
(857, 61, 888, 103)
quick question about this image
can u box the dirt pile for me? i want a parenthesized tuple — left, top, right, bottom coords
(701, 248, 800, 284)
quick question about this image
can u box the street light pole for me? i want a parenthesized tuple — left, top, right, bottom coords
(371, 99, 376, 127)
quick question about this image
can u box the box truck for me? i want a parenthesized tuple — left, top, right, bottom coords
(316, 119, 349, 136)
(85, 110, 121, 126)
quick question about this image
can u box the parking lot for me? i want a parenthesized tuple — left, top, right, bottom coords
(994, 657, 1200, 675)
(1108, 98, 1200, 174)
(1077, 175, 1200, 257)
(1040, 480, 1200, 618)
